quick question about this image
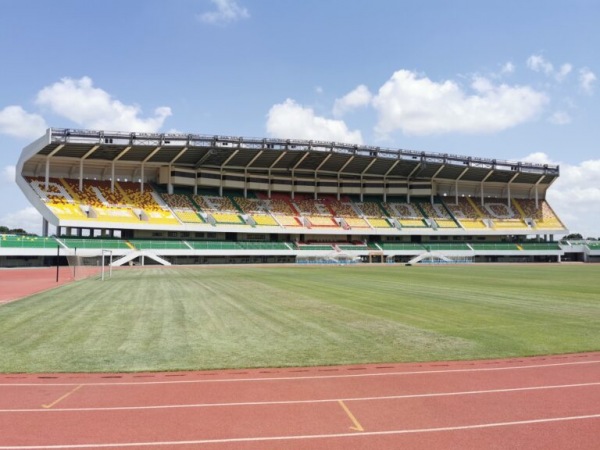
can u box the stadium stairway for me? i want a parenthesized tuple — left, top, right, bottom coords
(111, 250, 171, 266)
(407, 252, 452, 265)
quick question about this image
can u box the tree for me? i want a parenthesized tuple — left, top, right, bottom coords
(0, 226, 35, 236)
(564, 233, 583, 240)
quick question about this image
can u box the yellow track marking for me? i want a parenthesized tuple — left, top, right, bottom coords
(338, 400, 364, 432)
(41, 385, 83, 409)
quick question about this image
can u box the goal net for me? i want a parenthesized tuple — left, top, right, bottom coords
(66, 250, 113, 280)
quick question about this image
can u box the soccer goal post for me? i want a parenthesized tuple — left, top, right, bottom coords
(101, 249, 113, 281)
(65, 250, 113, 280)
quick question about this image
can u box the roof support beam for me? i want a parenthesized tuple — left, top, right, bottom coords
(480, 170, 494, 206)
(315, 153, 332, 173)
(47, 144, 65, 158)
(220, 149, 239, 170)
(218, 150, 239, 196)
(338, 156, 355, 177)
(79, 145, 100, 190)
(143, 146, 162, 164)
(244, 151, 264, 198)
(530, 175, 547, 208)
(430, 164, 446, 203)
(361, 158, 377, 176)
(384, 160, 400, 177)
(45, 144, 64, 188)
(111, 146, 131, 192)
(407, 162, 421, 179)
(314, 154, 332, 199)
(383, 160, 400, 202)
(267, 151, 287, 198)
(360, 159, 378, 202)
(507, 172, 520, 207)
(170, 147, 188, 165)
(406, 163, 422, 203)
(139, 146, 162, 193)
(290, 152, 310, 199)
(168, 147, 189, 192)
(455, 167, 470, 204)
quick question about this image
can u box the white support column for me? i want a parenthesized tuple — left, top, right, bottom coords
(291, 170, 295, 200)
(535, 185, 539, 209)
(78, 144, 99, 192)
(507, 172, 519, 208)
(111, 162, 115, 193)
(79, 160, 84, 191)
(44, 144, 65, 189)
(360, 176, 364, 202)
(455, 180, 458, 204)
(167, 166, 173, 194)
(480, 170, 493, 207)
(268, 169, 271, 198)
(45, 158, 50, 189)
(140, 164, 144, 194)
(480, 183, 484, 206)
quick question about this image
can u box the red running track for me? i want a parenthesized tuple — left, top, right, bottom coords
(0, 352, 599, 449)
(0, 267, 75, 304)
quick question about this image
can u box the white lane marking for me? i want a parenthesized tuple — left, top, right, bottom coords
(1, 414, 599, 448)
(0, 359, 598, 387)
(1, 381, 599, 413)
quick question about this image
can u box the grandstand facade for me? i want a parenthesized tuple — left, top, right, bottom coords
(4, 127, 597, 267)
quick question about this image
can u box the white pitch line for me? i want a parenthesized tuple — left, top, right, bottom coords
(0, 359, 598, 387)
(0, 381, 599, 413)
(1, 414, 600, 449)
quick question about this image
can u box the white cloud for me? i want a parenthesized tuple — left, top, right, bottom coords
(548, 111, 571, 125)
(501, 62, 515, 75)
(266, 99, 363, 144)
(0, 206, 42, 235)
(527, 54, 554, 75)
(0, 105, 47, 139)
(556, 63, 572, 82)
(198, 0, 249, 24)
(523, 153, 600, 238)
(579, 68, 597, 94)
(1, 165, 15, 184)
(526, 55, 574, 82)
(35, 76, 172, 132)
(333, 85, 373, 117)
(522, 152, 554, 165)
(371, 70, 548, 136)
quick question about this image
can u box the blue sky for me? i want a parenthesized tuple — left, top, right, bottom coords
(0, 0, 598, 237)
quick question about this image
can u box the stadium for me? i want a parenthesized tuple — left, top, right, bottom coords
(3, 127, 599, 266)
(1, 128, 599, 448)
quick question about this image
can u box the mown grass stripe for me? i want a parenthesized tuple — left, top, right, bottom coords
(0, 265, 598, 373)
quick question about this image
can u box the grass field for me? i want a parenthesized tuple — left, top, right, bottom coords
(1, 264, 599, 373)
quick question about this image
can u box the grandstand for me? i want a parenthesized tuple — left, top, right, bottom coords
(4, 127, 594, 267)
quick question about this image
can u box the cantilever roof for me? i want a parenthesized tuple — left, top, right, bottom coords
(20, 128, 560, 185)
